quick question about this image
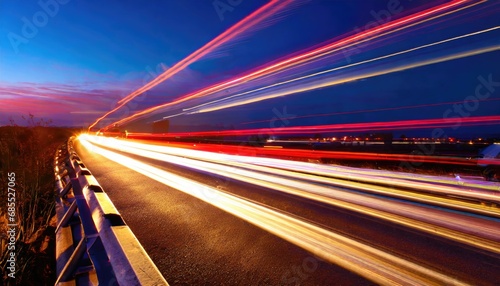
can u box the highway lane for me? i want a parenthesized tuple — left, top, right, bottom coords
(75, 135, 500, 285)
(73, 138, 372, 285)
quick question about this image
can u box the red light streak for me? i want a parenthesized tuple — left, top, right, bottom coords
(88, 0, 293, 130)
(240, 97, 500, 125)
(105, 0, 480, 128)
(127, 115, 500, 138)
(118, 137, 479, 167)
(80, 134, 500, 284)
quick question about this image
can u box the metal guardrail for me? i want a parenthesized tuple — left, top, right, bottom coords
(53, 136, 168, 285)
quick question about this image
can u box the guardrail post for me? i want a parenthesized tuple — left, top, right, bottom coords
(55, 200, 78, 233)
(54, 137, 168, 285)
(67, 172, 118, 285)
(59, 180, 73, 197)
(55, 237, 87, 284)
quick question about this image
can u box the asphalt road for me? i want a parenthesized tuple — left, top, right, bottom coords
(74, 137, 500, 285)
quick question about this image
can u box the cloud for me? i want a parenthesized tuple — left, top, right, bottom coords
(0, 81, 137, 126)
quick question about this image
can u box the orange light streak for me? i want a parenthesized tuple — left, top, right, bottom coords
(80, 135, 500, 257)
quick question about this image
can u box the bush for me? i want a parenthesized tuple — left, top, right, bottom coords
(0, 115, 74, 285)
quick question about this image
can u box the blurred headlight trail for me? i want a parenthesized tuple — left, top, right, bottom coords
(183, 27, 500, 115)
(119, 133, 495, 168)
(193, 44, 499, 113)
(81, 135, 500, 255)
(239, 97, 500, 126)
(79, 136, 474, 285)
(107, 0, 483, 128)
(130, 114, 500, 137)
(88, 0, 293, 130)
(85, 134, 500, 195)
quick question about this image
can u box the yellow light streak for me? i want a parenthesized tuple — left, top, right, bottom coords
(196, 45, 499, 113)
(81, 135, 500, 255)
(183, 27, 499, 113)
(79, 136, 473, 285)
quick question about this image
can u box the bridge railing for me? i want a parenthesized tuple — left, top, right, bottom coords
(53, 136, 168, 285)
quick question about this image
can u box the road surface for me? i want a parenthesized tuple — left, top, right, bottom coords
(74, 135, 500, 285)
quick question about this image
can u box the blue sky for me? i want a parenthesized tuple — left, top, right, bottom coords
(1, 0, 499, 137)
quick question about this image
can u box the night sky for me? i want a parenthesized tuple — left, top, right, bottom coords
(1, 0, 499, 138)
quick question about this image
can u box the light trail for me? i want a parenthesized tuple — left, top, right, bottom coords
(240, 97, 500, 126)
(85, 134, 500, 202)
(106, 0, 481, 128)
(88, 0, 293, 130)
(242, 155, 500, 192)
(79, 135, 483, 285)
(118, 131, 500, 174)
(81, 135, 500, 254)
(124, 131, 500, 168)
(183, 26, 499, 114)
(193, 45, 499, 113)
(127, 115, 500, 137)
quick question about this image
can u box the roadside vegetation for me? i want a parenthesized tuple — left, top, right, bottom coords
(0, 115, 76, 285)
